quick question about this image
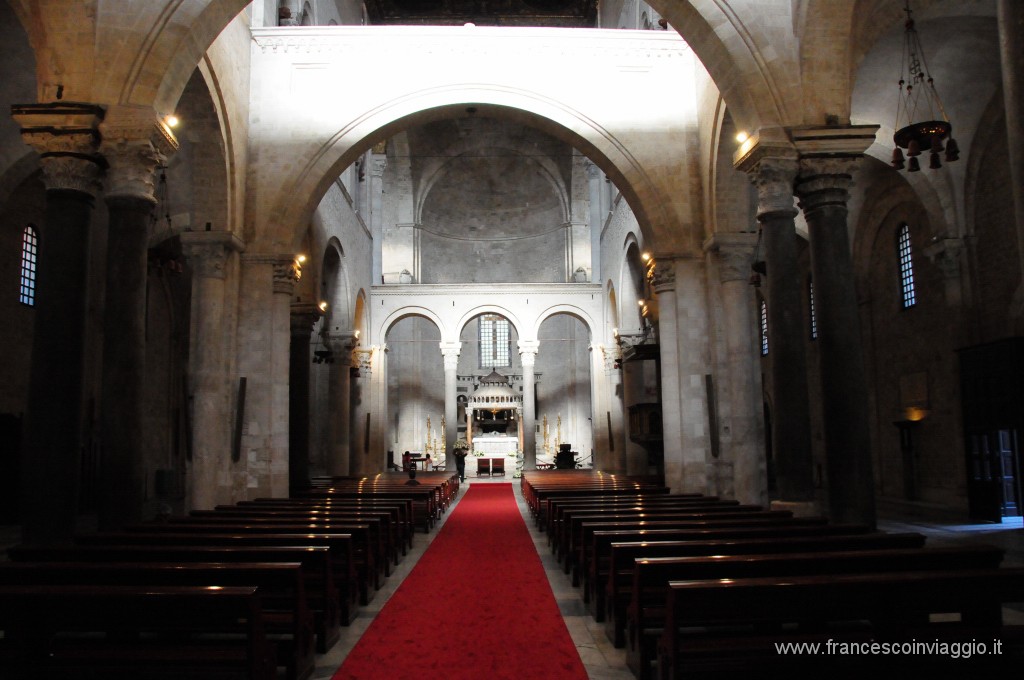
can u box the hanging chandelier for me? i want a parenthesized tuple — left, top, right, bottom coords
(890, 0, 959, 173)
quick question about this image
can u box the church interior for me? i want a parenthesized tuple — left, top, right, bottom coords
(2, 0, 1024, 677)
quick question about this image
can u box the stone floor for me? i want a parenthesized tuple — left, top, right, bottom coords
(2, 485, 1023, 679)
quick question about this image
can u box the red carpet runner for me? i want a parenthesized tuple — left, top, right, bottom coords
(334, 483, 589, 680)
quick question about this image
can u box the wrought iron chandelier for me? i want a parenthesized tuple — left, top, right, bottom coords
(890, 0, 959, 172)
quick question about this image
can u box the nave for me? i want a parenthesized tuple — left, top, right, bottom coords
(2, 475, 1024, 678)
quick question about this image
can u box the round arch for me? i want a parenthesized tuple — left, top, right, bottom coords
(532, 305, 596, 340)
(454, 305, 526, 343)
(379, 307, 447, 344)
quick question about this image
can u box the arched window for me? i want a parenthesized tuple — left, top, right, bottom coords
(808, 277, 817, 340)
(897, 223, 916, 308)
(480, 315, 510, 368)
(19, 224, 38, 306)
(759, 298, 768, 356)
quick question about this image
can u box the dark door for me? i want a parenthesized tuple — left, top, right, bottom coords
(966, 432, 1002, 523)
(996, 429, 1021, 517)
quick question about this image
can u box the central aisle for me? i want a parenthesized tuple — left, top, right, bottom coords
(334, 483, 589, 680)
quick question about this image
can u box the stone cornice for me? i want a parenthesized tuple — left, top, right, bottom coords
(371, 283, 602, 296)
(12, 102, 106, 195)
(789, 125, 879, 157)
(252, 26, 690, 59)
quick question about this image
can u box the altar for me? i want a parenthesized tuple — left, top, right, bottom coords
(472, 435, 519, 456)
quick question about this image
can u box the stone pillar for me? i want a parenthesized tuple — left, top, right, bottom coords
(14, 103, 104, 545)
(586, 161, 603, 282)
(270, 258, 299, 496)
(519, 340, 540, 470)
(441, 342, 461, 471)
(736, 147, 815, 507)
(368, 154, 387, 288)
(588, 343, 611, 469)
(324, 330, 357, 477)
(600, 343, 627, 473)
(998, 0, 1024, 330)
(652, 263, 686, 490)
(361, 344, 387, 472)
(622, 357, 649, 475)
(675, 258, 712, 494)
(289, 304, 319, 494)
(97, 106, 178, 528)
(796, 154, 876, 527)
(182, 231, 245, 509)
(706, 233, 768, 506)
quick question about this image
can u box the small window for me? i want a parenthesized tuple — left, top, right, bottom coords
(19, 224, 38, 306)
(479, 315, 510, 368)
(759, 299, 768, 356)
(897, 223, 916, 308)
(808, 278, 817, 340)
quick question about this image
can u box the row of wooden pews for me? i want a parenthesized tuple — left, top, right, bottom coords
(1, 470, 460, 680)
(521, 470, 1024, 678)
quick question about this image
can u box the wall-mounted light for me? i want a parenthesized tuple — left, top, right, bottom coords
(164, 114, 180, 128)
(318, 301, 328, 312)
(641, 252, 651, 262)
(735, 131, 749, 144)
(296, 254, 307, 264)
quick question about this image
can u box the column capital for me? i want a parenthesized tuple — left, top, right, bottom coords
(924, 236, 966, 280)
(181, 231, 245, 279)
(290, 303, 322, 336)
(440, 342, 462, 370)
(733, 127, 799, 219)
(368, 155, 388, 177)
(651, 265, 676, 292)
(243, 253, 301, 294)
(599, 343, 622, 373)
(704, 232, 760, 284)
(12, 102, 106, 196)
(795, 155, 863, 213)
(99, 105, 179, 203)
(352, 347, 374, 375)
(323, 330, 359, 353)
(518, 340, 540, 366)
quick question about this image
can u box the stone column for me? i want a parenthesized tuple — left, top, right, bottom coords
(181, 231, 245, 510)
(97, 106, 178, 528)
(736, 148, 815, 507)
(14, 103, 104, 545)
(324, 330, 358, 477)
(796, 154, 876, 527)
(706, 233, 768, 506)
(440, 342, 461, 471)
(998, 0, 1024, 330)
(601, 343, 627, 472)
(588, 343, 610, 469)
(621, 356, 649, 475)
(586, 161, 603, 282)
(652, 263, 686, 490)
(519, 340, 540, 470)
(289, 304, 319, 494)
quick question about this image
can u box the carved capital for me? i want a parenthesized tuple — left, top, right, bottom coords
(440, 342, 462, 371)
(323, 330, 359, 353)
(795, 156, 861, 213)
(290, 303, 321, 336)
(13, 102, 105, 195)
(99, 106, 178, 202)
(704, 232, 759, 283)
(181, 231, 245, 280)
(600, 343, 623, 372)
(273, 258, 301, 295)
(518, 340, 540, 367)
(651, 265, 676, 292)
(924, 237, 965, 280)
(352, 347, 374, 374)
(747, 158, 799, 220)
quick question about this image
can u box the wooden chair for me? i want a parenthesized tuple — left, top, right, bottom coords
(476, 458, 491, 477)
(491, 458, 506, 477)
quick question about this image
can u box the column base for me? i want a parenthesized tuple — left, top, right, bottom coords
(770, 499, 821, 518)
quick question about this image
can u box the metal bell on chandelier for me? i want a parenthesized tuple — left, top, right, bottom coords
(890, 0, 958, 173)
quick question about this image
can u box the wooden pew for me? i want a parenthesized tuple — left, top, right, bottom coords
(0, 561, 316, 680)
(623, 545, 1006, 679)
(654, 568, 1024, 678)
(245, 498, 414, 553)
(74, 530, 369, 608)
(299, 487, 438, 534)
(599, 531, 928, 640)
(580, 522, 871, 601)
(8, 544, 344, 649)
(572, 516, 830, 587)
(546, 495, 736, 536)
(0, 584, 277, 680)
